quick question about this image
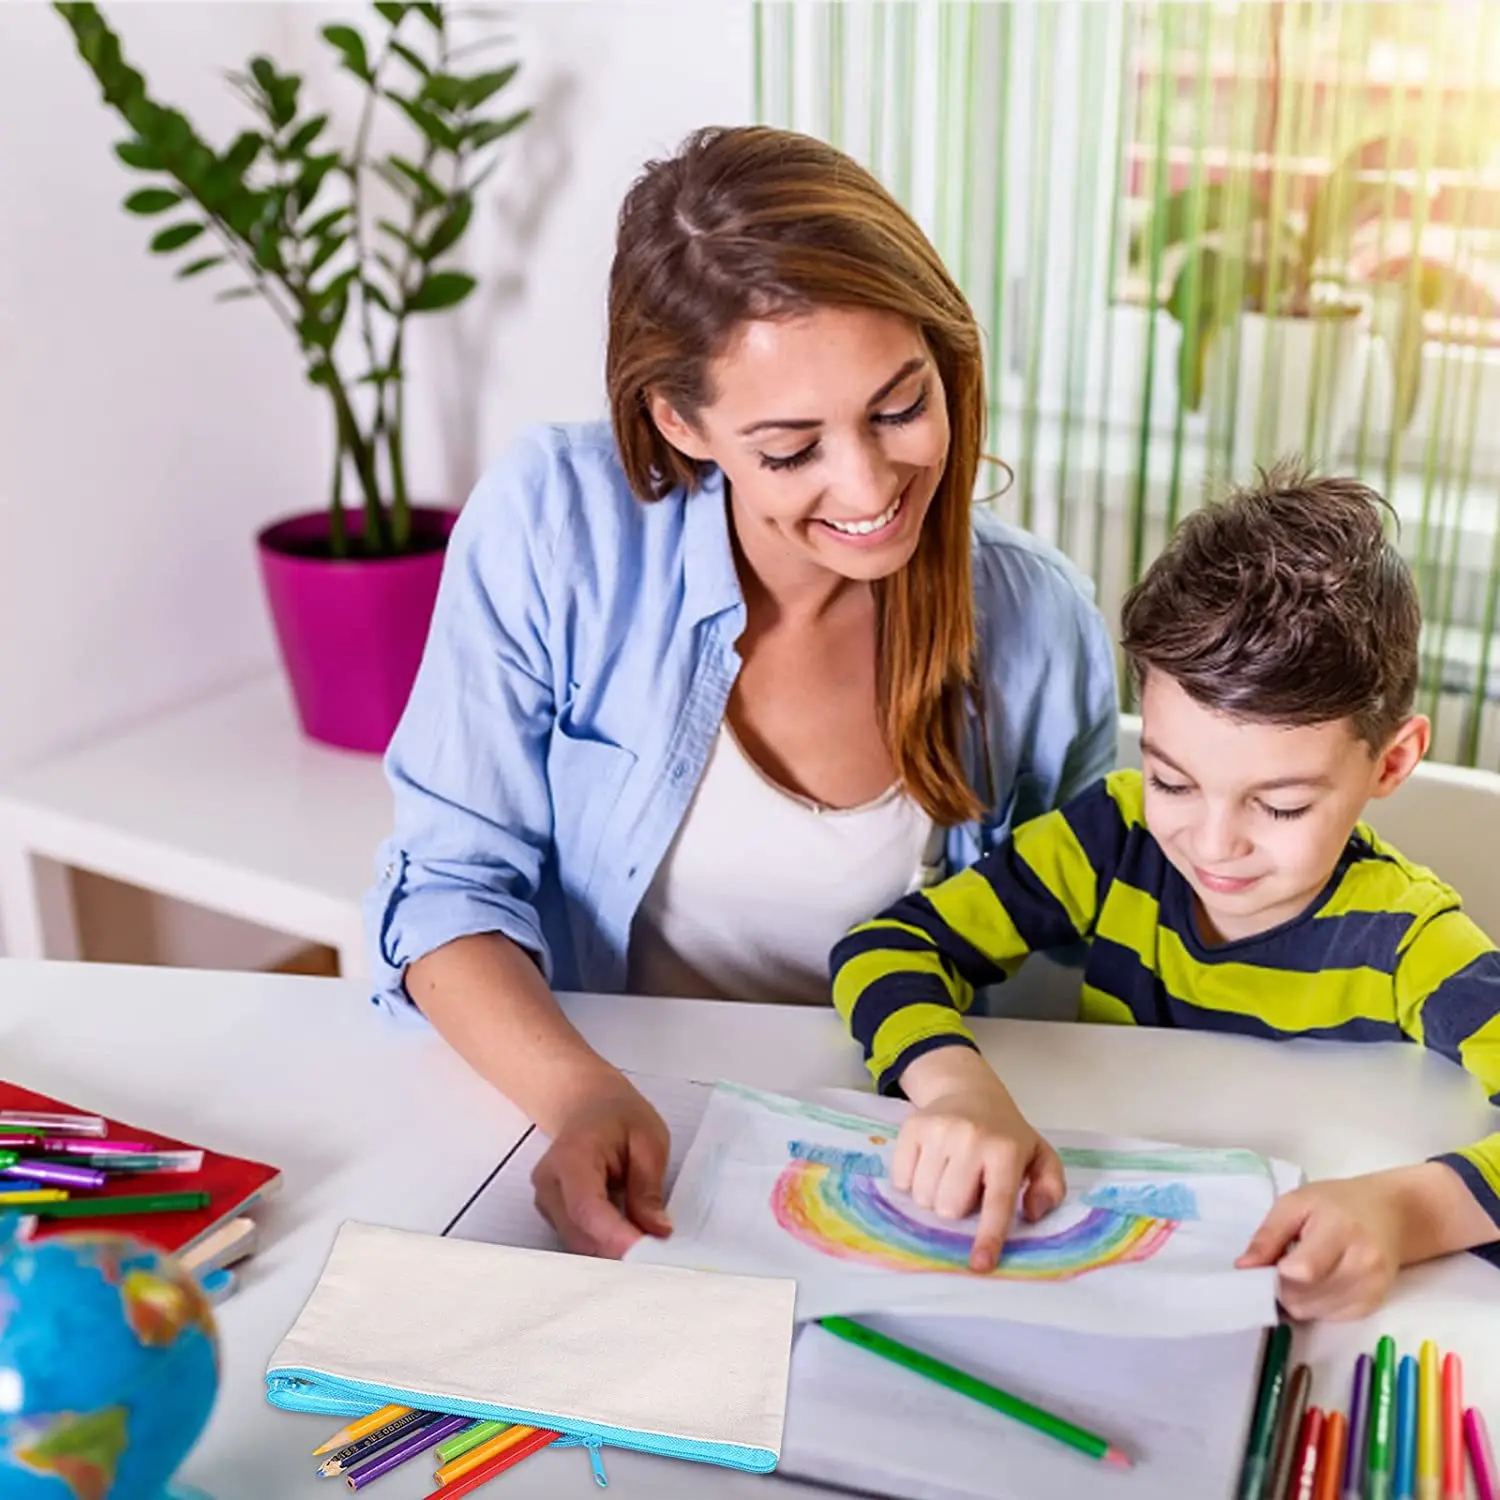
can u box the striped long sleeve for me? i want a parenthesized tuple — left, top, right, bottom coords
(1395, 908, 1500, 1243)
(830, 774, 1132, 1092)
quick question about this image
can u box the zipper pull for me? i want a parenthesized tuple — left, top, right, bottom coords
(584, 1437, 609, 1488)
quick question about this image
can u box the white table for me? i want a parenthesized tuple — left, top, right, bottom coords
(1, 960, 1496, 1500)
(0, 677, 391, 975)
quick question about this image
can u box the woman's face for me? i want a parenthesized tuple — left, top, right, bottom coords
(650, 306, 951, 588)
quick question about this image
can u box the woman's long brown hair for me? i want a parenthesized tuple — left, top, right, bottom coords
(605, 125, 986, 826)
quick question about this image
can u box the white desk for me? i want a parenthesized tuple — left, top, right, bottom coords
(1, 960, 1496, 1500)
(0, 678, 390, 975)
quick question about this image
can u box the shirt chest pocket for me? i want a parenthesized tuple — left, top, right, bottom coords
(546, 726, 638, 898)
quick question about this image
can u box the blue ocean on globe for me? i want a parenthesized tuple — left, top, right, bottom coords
(0, 1217, 219, 1499)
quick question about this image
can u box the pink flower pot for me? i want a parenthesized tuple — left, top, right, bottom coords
(256, 506, 458, 754)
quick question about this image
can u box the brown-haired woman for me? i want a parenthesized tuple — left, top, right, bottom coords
(367, 126, 1118, 1255)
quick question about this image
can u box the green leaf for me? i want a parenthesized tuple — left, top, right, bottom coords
(307, 232, 349, 277)
(424, 194, 473, 259)
(414, 3, 443, 26)
(406, 269, 477, 312)
(249, 56, 279, 96)
(1164, 247, 1240, 411)
(149, 220, 206, 253)
(358, 366, 401, 385)
(419, 73, 469, 112)
(320, 24, 371, 82)
(389, 40, 431, 76)
(378, 217, 419, 252)
(388, 92, 460, 153)
(294, 152, 341, 214)
(222, 129, 264, 178)
(362, 279, 394, 313)
(286, 113, 329, 156)
(113, 137, 161, 170)
(302, 205, 351, 238)
(216, 285, 260, 303)
(465, 108, 530, 150)
(382, 155, 444, 207)
(176, 254, 226, 279)
(373, 2, 410, 23)
(462, 65, 518, 111)
(123, 186, 182, 214)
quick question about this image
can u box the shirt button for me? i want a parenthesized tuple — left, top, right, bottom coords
(671, 761, 688, 781)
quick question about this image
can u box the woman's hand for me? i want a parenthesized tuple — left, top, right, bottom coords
(893, 1046, 1066, 1273)
(530, 1074, 674, 1258)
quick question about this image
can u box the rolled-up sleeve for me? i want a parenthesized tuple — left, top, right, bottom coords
(364, 435, 563, 1012)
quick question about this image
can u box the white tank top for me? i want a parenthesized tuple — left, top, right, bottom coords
(627, 723, 941, 1005)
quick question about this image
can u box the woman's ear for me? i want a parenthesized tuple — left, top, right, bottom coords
(1370, 714, 1431, 799)
(647, 393, 712, 462)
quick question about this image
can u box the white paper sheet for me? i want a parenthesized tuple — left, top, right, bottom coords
(627, 1082, 1285, 1336)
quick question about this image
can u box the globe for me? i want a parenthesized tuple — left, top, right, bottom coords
(0, 1216, 219, 1500)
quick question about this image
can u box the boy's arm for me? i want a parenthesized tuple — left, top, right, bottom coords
(831, 776, 1128, 1093)
(1396, 909, 1500, 1261)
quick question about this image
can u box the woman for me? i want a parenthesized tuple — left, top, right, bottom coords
(366, 125, 1117, 1257)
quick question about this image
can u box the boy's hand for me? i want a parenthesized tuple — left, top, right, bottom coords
(1236, 1176, 1405, 1321)
(893, 1046, 1067, 1274)
(1236, 1162, 1499, 1321)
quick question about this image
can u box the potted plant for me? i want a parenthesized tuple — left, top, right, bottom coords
(1133, 137, 1499, 475)
(56, 2, 530, 752)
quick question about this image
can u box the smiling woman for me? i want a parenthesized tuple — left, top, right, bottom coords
(365, 125, 1119, 1257)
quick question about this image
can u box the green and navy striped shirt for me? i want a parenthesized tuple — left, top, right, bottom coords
(831, 770, 1500, 1249)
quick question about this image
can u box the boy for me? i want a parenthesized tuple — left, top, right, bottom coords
(831, 465, 1500, 1319)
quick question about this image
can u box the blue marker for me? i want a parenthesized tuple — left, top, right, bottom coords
(1393, 1354, 1418, 1500)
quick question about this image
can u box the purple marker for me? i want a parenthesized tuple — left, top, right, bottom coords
(344, 1413, 470, 1490)
(1344, 1353, 1373, 1500)
(4, 1160, 106, 1190)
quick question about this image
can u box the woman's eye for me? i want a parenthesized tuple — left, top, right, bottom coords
(874, 388, 928, 427)
(758, 442, 820, 473)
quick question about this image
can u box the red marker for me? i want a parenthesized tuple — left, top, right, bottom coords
(1290, 1407, 1325, 1500)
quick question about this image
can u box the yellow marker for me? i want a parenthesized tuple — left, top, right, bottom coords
(312, 1404, 412, 1456)
(0, 1190, 68, 1205)
(1417, 1340, 1441, 1500)
(433, 1425, 536, 1485)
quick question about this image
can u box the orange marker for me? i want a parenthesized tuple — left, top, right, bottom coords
(1441, 1354, 1464, 1500)
(1316, 1409, 1349, 1500)
(432, 1423, 535, 1484)
(420, 1427, 560, 1498)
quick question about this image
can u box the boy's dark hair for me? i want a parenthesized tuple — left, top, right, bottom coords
(1120, 461, 1421, 750)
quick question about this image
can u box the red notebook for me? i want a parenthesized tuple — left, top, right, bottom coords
(0, 1081, 281, 1255)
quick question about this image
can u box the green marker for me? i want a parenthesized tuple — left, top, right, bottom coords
(1238, 1323, 1293, 1500)
(30, 1191, 209, 1219)
(817, 1316, 1131, 1467)
(0, 1151, 18, 1168)
(1368, 1335, 1398, 1500)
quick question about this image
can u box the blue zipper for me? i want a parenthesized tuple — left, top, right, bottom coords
(265, 1368, 777, 1478)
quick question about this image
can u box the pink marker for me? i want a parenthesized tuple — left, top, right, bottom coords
(41, 1138, 155, 1156)
(1467, 1408, 1497, 1500)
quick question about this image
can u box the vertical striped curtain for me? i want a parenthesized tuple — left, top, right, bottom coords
(753, 1, 1500, 766)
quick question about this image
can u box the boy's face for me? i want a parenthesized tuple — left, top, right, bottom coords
(1138, 671, 1429, 944)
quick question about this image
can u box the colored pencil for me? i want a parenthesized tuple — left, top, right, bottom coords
(1466, 1407, 1497, 1500)
(313, 1404, 416, 1456)
(419, 1428, 561, 1499)
(28, 1190, 210, 1218)
(1345, 1354, 1373, 1500)
(1394, 1356, 1418, 1500)
(433, 1424, 535, 1484)
(317, 1410, 435, 1476)
(1270, 1365, 1312, 1500)
(0, 1190, 68, 1205)
(1441, 1355, 1464, 1500)
(818, 1315, 1131, 1468)
(344, 1413, 470, 1490)
(434, 1419, 511, 1463)
(1368, 1336, 1398, 1500)
(1418, 1342, 1441, 1500)
(1240, 1323, 1293, 1500)
(1316, 1411, 1349, 1500)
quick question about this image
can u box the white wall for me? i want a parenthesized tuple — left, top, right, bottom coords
(0, 1, 751, 968)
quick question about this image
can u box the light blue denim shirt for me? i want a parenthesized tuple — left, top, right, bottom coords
(366, 422, 1118, 1012)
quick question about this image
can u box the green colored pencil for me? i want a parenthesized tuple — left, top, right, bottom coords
(30, 1191, 210, 1218)
(435, 1420, 511, 1463)
(817, 1316, 1131, 1467)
